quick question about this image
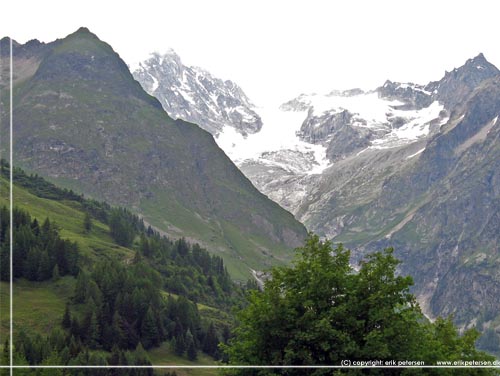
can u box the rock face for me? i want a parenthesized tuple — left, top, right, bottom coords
(367, 77, 500, 327)
(0, 28, 307, 280)
(135, 46, 500, 348)
(425, 53, 500, 109)
(132, 51, 262, 136)
(289, 63, 500, 338)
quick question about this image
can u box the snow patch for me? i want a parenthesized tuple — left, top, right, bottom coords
(370, 101, 444, 149)
(149, 73, 159, 92)
(215, 106, 331, 174)
(406, 148, 426, 159)
(308, 92, 402, 125)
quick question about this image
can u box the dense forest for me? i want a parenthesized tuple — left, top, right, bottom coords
(0, 161, 248, 374)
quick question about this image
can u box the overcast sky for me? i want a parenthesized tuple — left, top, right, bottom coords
(3, 0, 499, 106)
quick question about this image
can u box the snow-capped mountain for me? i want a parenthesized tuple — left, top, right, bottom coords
(283, 88, 448, 160)
(217, 83, 448, 214)
(130, 50, 500, 338)
(132, 50, 262, 136)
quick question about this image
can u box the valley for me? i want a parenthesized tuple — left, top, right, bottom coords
(134, 49, 500, 348)
(0, 24, 498, 369)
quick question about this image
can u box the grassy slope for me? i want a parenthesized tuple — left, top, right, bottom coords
(0, 178, 220, 369)
(2, 29, 307, 282)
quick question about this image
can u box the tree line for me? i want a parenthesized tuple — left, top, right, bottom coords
(0, 206, 79, 281)
(0, 163, 248, 368)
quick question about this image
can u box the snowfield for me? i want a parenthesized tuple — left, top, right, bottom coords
(216, 89, 445, 174)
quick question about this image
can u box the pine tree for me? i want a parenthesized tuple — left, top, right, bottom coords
(83, 212, 92, 234)
(140, 306, 159, 349)
(139, 234, 151, 257)
(108, 345, 121, 365)
(74, 270, 90, 303)
(68, 335, 81, 358)
(31, 218, 40, 236)
(70, 317, 81, 340)
(186, 329, 197, 361)
(24, 246, 41, 280)
(62, 303, 72, 329)
(173, 334, 186, 356)
(111, 311, 126, 349)
(202, 323, 219, 358)
(37, 249, 51, 281)
(83, 298, 101, 348)
(52, 264, 60, 281)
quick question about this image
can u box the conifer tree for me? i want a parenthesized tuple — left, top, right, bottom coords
(173, 334, 186, 356)
(62, 303, 72, 329)
(140, 307, 159, 349)
(74, 270, 90, 303)
(52, 264, 60, 281)
(111, 311, 126, 349)
(202, 323, 219, 358)
(186, 329, 197, 361)
(83, 212, 92, 234)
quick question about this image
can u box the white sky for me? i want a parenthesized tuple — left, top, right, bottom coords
(3, 0, 499, 106)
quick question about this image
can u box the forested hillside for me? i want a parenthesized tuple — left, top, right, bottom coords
(0, 160, 249, 374)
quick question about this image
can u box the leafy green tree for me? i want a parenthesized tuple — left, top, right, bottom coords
(224, 234, 495, 375)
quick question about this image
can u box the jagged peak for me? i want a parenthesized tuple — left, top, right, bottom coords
(140, 49, 184, 71)
(382, 79, 393, 87)
(470, 52, 486, 62)
(448, 53, 499, 76)
(147, 48, 181, 60)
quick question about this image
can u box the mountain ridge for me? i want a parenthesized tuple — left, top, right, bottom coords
(0, 27, 307, 280)
(132, 50, 262, 137)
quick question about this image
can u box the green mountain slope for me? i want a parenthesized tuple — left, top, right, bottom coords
(0, 28, 307, 280)
(0, 164, 246, 370)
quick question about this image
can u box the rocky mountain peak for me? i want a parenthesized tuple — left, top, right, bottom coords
(377, 80, 434, 110)
(132, 51, 262, 136)
(426, 53, 500, 109)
